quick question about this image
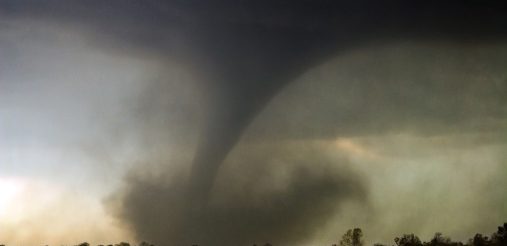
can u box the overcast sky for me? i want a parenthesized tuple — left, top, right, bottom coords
(1, 1, 507, 246)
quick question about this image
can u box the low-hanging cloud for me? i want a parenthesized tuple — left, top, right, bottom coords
(107, 143, 367, 246)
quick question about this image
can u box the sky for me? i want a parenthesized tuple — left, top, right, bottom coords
(1, 1, 507, 246)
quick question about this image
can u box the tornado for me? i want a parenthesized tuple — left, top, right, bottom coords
(4, 1, 507, 244)
(184, 29, 342, 207)
(5, 0, 507, 205)
(178, 0, 507, 208)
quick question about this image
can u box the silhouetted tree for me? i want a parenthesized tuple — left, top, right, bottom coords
(427, 232, 453, 246)
(394, 234, 423, 246)
(340, 228, 364, 246)
(491, 223, 507, 245)
(469, 233, 490, 246)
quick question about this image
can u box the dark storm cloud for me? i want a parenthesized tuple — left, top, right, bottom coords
(3, 1, 507, 245)
(4, 1, 507, 204)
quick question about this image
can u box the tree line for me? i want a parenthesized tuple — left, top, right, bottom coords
(338, 222, 506, 246)
(0, 222, 505, 246)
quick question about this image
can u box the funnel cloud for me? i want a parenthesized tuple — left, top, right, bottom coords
(2, 1, 507, 245)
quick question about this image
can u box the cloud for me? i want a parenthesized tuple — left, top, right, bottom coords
(107, 142, 368, 246)
(246, 42, 507, 141)
(0, 177, 131, 246)
(2, 2, 507, 245)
